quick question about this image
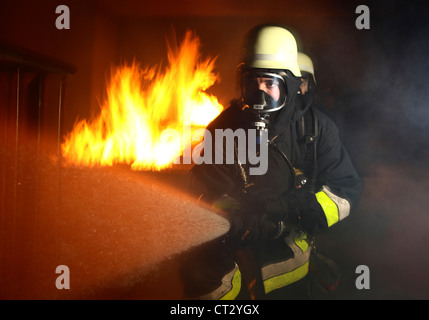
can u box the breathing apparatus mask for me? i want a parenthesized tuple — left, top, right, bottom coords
(241, 70, 288, 135)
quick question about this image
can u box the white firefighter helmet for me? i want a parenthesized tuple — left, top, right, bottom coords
(242, 25, 301, 77)
(298, 52, 316, 84)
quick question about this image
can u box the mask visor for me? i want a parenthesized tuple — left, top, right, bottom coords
(242, 72, 286, 113)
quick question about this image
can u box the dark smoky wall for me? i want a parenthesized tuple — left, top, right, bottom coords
(0, 0, 120, 136)
(368, 2, 429, 168)
(308, 1, 429, 173)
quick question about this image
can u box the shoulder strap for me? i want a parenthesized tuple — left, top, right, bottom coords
(297, 107, 319, 192)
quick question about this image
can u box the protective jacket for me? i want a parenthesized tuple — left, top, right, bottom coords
(185, 77, 362, 299)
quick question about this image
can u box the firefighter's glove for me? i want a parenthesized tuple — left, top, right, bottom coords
(280, 189, 328, 234)
(242, 187, 327, 235)
(227, 211, 286, 244)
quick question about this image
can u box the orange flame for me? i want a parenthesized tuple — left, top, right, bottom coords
(61, 31, 223, 171)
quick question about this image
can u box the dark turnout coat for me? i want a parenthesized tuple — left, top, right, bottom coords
(185, 74, 362, 299)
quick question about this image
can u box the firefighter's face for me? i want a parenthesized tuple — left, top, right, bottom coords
(245, 77, 281, 102)
(300, 78, 308, 95)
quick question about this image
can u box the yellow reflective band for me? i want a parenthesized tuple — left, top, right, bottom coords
(315, 191, 339, 227)
(219, 268, 241, 300)
(211, 195, 241, 211)
(294, 235, 309, 253)
(263, 261, 309, 294)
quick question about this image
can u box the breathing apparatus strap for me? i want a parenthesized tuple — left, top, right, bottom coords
(297, 107, 319, 192)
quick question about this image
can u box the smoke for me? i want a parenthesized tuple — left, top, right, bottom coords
(365, 3, 429, 166)
(307, 1, 429, 172)
(306, 1, 429, 299)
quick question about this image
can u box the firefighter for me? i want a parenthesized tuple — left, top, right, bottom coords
(298, 52, 316, 96)
(181, 24, 362, 300)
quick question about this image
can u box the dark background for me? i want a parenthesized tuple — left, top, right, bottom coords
(1, 0, 429, 299)
(2, 0, 428, 171)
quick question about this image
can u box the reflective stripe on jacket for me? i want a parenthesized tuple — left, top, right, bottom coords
(316, 185, 351, 227)
(261, 229, 312, 294)
(200, 263, 241, 300)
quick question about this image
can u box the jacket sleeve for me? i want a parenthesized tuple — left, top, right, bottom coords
(311, 110, 363, 228)
(189, 103, 243, 202)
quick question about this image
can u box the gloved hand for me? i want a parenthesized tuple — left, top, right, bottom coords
(279, 189, 328, 234)
(221, 186, 289, 244)
(227, 210, 286, 244)
(243, 186, 328, 235)
(209, 194, 275, 243)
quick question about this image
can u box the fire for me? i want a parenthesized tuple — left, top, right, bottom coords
(61, 31, 224, 171)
